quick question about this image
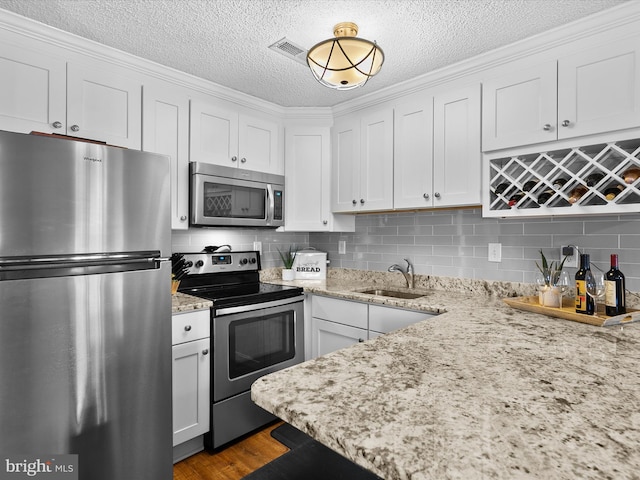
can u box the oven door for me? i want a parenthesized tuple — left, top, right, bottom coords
(212, 296, 304, 402)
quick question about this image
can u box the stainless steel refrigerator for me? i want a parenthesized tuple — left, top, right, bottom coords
(0, 130, 173, 479)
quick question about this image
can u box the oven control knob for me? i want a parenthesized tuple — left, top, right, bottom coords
(249, 258, 257, 264)
(184, 261, 193, 268)
(240, 258, 248, 265)
(195, 260, 204, 268)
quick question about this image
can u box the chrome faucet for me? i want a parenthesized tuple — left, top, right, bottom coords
(388, 258, 414, 289)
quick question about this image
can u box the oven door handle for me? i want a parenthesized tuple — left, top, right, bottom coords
(215, 295, 303, 316)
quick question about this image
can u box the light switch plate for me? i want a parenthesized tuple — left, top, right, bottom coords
(338, 240, 346, 255)
(488, 243, 502, 262)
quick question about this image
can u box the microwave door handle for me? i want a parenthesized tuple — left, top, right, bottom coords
(266, 184, 274, 224)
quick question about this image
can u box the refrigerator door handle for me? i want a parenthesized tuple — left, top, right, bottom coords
(0, 251, 168, 280)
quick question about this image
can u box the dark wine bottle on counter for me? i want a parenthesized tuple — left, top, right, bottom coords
(604, 184, 624, 201)
(568, 185, 588, 204)
(585, 172, 604, 187)
(623, 167, 640, 184)
(522, 179, 539, 192)
(575, 254, 595, 315)
(508, 191, 525, 207)
(605, 254, 626, 316)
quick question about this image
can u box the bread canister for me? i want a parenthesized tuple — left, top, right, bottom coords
(292, 249, 327, 280)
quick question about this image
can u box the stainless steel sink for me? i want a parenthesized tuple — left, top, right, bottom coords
(358, 289, 429, 299)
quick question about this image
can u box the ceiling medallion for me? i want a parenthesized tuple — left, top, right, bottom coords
(306, 22, 384, 90)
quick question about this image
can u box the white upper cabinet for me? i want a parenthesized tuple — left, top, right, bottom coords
(284, 125, 355, 232)
(393, 93, 433, 209)
(0, 44, 141, 148)
(142, 82, 191, 230)
(394, 85, 481, 209)
(432, 84, 482, 207)
(0, 45, 66, 134)
(190, 99, 282, 174)
(331, 108, 393, 213)
(66, 63, 142, 148)
(483, 36, 640, 151)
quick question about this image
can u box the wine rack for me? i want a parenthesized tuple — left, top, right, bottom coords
(485, 137, 640, 217)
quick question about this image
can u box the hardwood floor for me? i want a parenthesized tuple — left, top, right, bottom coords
(173, 422, 289, 480)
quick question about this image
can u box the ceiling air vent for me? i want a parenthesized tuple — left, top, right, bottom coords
(268, 37, 308, 66)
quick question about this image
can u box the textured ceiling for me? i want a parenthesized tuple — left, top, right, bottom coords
(0, 0, 629, 108)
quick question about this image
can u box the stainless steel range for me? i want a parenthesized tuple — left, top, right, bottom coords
(176, 251, 304, 449)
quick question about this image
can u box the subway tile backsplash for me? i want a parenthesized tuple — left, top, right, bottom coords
(171, 208, 640, 291)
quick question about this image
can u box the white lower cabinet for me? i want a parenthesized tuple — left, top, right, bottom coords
(310, 295, 435, 358)
(171, 309, 210, 460)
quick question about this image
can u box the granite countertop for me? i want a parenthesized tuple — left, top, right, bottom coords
(171, 292, 212, 314)
(252, 270, 640, 480)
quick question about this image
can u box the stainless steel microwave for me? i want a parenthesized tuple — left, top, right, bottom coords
(190, 162, 285, 228)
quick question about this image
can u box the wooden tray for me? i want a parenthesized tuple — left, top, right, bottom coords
(503, 296, 640, 327)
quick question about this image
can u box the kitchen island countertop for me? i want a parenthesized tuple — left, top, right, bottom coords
(252, 273, 640, 479)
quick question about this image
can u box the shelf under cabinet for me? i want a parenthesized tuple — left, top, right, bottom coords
(485, 137, 640, 217)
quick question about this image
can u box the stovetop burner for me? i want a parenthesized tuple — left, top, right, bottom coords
(175, 250, 303, 309)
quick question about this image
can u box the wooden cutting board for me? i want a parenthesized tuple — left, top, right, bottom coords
(503, 296, 640, 327)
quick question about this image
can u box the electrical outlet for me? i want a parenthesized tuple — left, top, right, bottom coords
(488, 243, 502, 262)
(560, 245, 579, 268)
(253, 241, 262, 254)
(338, 240, 346, 255)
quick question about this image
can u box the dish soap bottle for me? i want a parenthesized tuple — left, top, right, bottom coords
(605, 254, 626, 316)
(575, 254, 595, 315)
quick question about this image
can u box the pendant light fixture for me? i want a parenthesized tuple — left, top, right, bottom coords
(307, 22, 384, 90)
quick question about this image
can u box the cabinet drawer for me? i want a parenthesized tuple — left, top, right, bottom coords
(369, 305, 433, 334)
(172, 309, 210, 345)
(311, 295, 368, 329)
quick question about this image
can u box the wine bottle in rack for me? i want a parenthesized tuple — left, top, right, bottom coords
(537, 188, 555, 205)
(552, 177, 568, 189)
(522, 179, 539, 192)
(585, 172, 604, 187)
(494, 183, 509, 195)
(605, 254, 626, 316)
(623, 167, 640, 184)
(508, 191, 525, 207)
(575, 254, 595, 315)
(568, 185, 588, 204)
(604, 184, 624, 201)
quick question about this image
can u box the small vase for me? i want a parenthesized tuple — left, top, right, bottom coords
(282, 268, 295, 281)
(538, 285, 561, 307)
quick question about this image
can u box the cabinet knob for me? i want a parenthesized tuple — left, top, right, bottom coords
(423, 193, 430, 200)
(434, 192, 441, 199)
(352, 199, 357, 205)
(52, 121, 63, 129)
(323, 220, 328, 225)
(184, 325, 192, 331)
(202, 349, 209, 355)
(231, 156, 238, 162)
(70, 125, 80, 132)
(180, 215, 187, 221)
(240, 157, 247, 163)
(360, 199, 365, 204)
(543, 124, 551, 131)
(562, 120, 571, 127)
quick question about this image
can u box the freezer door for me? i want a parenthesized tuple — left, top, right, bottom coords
(0, 263, 173, 480)
(0, 130, 171, 257)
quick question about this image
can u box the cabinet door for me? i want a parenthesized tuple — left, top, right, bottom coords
(311, 318, 367, 358)
(331, 116, 360, 212)
(190, 100, 239, 167)
(66, 63, 142, 148)
(433, 84, 482, 207)
(285, 126, 331, 231)
(394, 93, 433, 209)
(142, 83, 190, 230)
(172, 338, 210, 446)
(0, 45, 66, 134)
(482, 61, 557, 151)
(558, 37, 640, 139)
(239, 114, 281, 174)
(359, 108, 394, 211)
